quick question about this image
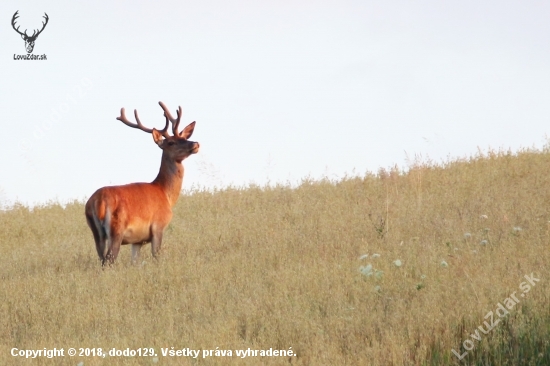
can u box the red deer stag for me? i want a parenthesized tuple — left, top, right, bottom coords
(85, 102, 200, 266)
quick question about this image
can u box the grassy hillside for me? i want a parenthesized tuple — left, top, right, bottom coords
(1, 148, 549, 365)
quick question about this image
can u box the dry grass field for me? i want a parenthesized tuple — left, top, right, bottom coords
(1, 148, 549, 365)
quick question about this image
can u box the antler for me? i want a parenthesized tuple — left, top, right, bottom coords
(31, 13, 49, 39)
(158, 102, 183, 136)
(11, 11, 25, 37)
(11, 11, 48, 39)
(116, 107, 171, 138)
(116, 102, 186, 138)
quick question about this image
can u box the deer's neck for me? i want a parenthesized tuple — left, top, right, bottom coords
(152, 154, 184, 207)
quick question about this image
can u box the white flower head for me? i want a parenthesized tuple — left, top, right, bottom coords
(480, 215, 488, 219)
(360, 264, 374, 277)
(372, 253, 381, 258)
(480, 240, 488, 246)
(358, 254, 369, 260)
(440, 260, 449, 267)
(393, 259, 403, 267)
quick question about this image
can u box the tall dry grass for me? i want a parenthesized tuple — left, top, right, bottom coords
(1, 148, 549, 365)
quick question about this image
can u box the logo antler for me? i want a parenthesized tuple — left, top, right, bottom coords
(12, 11, 49, 54)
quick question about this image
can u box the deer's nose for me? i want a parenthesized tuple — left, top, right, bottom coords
(190, 142, 200, 153)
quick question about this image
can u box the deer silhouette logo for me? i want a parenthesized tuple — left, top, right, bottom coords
(12, 11, 49, 54)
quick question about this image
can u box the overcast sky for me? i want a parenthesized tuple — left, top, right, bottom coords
(1, 0, 549, 207)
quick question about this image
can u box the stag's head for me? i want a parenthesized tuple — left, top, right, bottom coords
(12, 11, 49, 54)
(117, 102, 200, 163)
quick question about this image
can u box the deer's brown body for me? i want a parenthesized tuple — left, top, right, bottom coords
(85, 102, 199, 265)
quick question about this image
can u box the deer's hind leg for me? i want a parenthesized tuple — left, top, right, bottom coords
(131, 244, 143, 264)
(104, 230, 125, 265)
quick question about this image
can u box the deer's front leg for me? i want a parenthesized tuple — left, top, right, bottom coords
(151, 229, 164, 258)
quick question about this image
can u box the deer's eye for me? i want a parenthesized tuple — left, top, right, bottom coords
(167, 141, 175, 146)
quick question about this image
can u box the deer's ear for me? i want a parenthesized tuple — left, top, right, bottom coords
(179, 121, 195, 139)
(152, 129, 164, 148)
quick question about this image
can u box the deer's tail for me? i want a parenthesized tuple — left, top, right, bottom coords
(86, 198, 112, 262)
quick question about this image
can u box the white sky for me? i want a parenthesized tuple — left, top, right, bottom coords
(1, 1, 549, 206)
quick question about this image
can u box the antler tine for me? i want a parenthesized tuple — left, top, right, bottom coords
(158, 101, 182, 136)
(156, 112, 171, 138)
(173, 106, 183, 135)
